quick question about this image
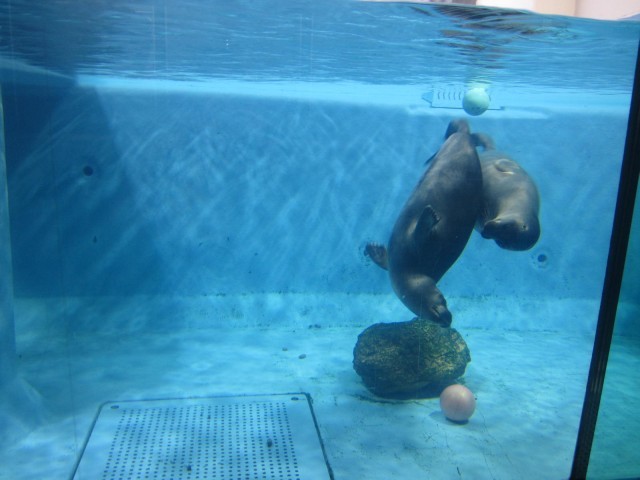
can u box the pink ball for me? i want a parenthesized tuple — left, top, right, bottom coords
(440, 384, 476, 423)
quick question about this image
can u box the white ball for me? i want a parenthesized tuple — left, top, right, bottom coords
(462, 88, 490, 116)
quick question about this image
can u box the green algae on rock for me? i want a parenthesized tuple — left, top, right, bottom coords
(353, 318, 471, 398)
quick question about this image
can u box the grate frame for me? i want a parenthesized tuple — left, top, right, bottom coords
(71, 393, 332, 480)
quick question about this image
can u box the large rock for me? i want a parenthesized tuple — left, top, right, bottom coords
(353, 318, 471, 398)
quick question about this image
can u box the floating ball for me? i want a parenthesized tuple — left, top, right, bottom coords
(440, 384, 476, 423)
(462, 88, 490, 116)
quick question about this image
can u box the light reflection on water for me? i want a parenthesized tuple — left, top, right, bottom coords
(0, 0, 638, 94)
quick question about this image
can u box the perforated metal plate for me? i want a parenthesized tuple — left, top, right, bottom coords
(72, 394, 332, 480)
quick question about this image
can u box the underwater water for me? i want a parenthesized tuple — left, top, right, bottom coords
(0, 1, 639, 479)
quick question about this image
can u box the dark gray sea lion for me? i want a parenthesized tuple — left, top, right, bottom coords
(473, 134, 541, 251)
(365, 119, 483, 326)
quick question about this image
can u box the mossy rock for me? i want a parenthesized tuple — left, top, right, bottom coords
(353, 318, 471, 398)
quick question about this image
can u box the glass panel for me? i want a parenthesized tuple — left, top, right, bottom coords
(0, 2, 639, 479)
(588, 184, 640, 480)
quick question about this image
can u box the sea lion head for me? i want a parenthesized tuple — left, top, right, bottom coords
(481, 214, 540, 251)
(430, 300, 453, 327)
(396, 274, 453, 327)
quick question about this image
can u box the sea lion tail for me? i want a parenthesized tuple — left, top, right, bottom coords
(471, 132, 495, 151)
(445, 119, 470, 138)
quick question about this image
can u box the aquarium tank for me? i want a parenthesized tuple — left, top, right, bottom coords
(0, 1, 639, 479)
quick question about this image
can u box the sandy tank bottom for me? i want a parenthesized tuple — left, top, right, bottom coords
(4, 293, 638, 480)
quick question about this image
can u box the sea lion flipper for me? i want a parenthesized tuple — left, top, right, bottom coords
(365, 243, 389, 270)
(471, 132, 495, 151)
(427, 120, 476, 165)
(445, 119, 470, 138)
(424, 151, 436, 165)
(414, 205, 440, 245)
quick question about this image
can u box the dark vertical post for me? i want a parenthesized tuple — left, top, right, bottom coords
(570, 40, 640, 479)
(0, 85, 18, 384)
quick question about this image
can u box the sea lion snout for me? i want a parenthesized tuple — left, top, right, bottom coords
(432, 303, 453, 327)
(482, 215, 540, 251)
(397, 274, 453, 327)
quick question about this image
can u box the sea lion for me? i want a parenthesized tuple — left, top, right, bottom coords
(473, 134, 541, 251)
(365, 119, 483, 326)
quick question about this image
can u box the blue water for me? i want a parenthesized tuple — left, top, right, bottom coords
(1, 0, 639, 93)
(1, 1, 639, 480)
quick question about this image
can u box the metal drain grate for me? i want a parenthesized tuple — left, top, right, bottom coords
(72, 394, 332, 480)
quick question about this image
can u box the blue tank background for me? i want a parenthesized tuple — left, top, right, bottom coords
(4, 81, 633, 334)
(1, 3, 639, 478)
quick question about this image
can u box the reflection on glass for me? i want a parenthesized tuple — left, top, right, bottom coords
(588, 188, 640, 480)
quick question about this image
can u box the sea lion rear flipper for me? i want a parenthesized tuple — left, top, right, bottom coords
(365, 243, 389, 270)
(426, 119, 473, 165)
(471, 132, 495, 151)
(445, 119, 470, 138)
(414, 205, 440, 245)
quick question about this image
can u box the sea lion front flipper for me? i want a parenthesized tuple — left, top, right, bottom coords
(365, 243, 389, 270)
(414, 205, 440, 245)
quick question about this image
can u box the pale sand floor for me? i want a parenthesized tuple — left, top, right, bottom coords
(1, 322, 603, 480)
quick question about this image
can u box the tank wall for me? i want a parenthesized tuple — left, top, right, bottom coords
(576, 0, 640, 20)
(4, 83, 630, 332)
